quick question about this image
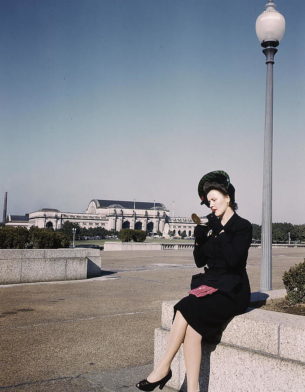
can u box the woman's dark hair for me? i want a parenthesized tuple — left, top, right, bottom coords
(203, 182, 238, 211)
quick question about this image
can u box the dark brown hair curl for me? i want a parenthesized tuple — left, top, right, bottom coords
(203, 182, 238, 211)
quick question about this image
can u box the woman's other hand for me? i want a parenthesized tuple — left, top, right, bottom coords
(194, 225, 209, 245)
(207, 213, 224, 235)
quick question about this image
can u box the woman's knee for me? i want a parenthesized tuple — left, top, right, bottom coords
(174, 310, 187, 324)
(185, 324, 202, 342)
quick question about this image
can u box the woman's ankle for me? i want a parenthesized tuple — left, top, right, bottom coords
(156, 358, 171, 371)
(147, 363, 170, 382)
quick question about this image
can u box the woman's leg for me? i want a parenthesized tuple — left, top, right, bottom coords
(147, 310, 188, 382)
(183, 324, 202, 392)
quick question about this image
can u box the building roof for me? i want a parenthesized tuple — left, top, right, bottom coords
(94, 200, 167, 210)
(9, 214, 29, 222)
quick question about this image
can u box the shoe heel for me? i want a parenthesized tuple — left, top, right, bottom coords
(159, 375, 169, 389)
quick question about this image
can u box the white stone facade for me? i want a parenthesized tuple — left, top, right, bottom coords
(164, 217, 197, 238)
(85, 199, 168, 233)
(6, 216, 32, 229)
(6, 199, 197, 237)
(28, 208, 108, 231)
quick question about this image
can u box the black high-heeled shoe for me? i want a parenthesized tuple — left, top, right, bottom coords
(136, 369, 172, 391)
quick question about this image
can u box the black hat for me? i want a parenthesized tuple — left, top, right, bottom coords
(198, 170, 235, 207)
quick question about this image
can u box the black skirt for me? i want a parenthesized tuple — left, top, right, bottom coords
(173, 280, 250, 344)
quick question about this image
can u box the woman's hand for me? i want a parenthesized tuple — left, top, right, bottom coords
(194, 225, 209, 245)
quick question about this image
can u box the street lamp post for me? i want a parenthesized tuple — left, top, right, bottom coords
(256, 1, 285, 291)
(72, 227, 76, 248)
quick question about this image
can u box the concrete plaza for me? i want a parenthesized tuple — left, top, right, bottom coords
(0, 247, 304, 391)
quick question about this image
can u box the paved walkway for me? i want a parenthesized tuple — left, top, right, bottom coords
(0, 248, 303, 391)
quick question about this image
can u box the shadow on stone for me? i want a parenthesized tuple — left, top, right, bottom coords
(87, 259, 117, 279)
(199, 343, 218, 392)
(249, 291, 270, 309)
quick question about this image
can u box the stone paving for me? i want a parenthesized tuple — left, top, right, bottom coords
(0, 247, 304, 391)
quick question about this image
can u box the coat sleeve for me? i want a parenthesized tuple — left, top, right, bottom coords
(193, 238, 210, 267)
(217, 221, 252, 270)
(193, 244, 206, 267)
(192, 224, 210, 267)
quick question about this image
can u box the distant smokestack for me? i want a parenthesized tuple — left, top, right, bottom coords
(3, 192, 7, 224)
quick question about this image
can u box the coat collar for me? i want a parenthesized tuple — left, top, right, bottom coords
(222, 211, 238, 231)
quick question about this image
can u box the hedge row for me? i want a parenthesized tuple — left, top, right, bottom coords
(118, 229, 147, 242)
(0, 226, 70, 249)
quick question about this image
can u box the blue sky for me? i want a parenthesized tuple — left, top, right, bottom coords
(1, 0, 305, 224)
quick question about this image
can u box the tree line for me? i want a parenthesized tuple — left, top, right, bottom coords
(1, 221, 305, 249)
(252, 223, 305, 243)
(0, 226, 69, 249)
(58, 221, 116, 240)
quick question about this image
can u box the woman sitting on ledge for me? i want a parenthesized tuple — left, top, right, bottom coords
(136, 170, 252, 392)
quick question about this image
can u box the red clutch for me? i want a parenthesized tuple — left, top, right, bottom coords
(188, 285, 218, 298)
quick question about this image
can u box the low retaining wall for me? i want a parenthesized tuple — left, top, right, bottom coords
(104, 242, 163, 251)
(161, 244, 194, 250)
(155, 290, 305, 392)
(103, 242, 305, 251)
(103, 242, 195, 251)
(0, 248, 102, 284)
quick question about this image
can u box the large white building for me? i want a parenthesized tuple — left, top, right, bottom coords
(6, 199, 197, 237)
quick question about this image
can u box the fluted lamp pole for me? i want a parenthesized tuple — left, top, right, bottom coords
(256, 1, 285, 291)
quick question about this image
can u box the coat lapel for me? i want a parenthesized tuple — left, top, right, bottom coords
(223, 212, 238, 232)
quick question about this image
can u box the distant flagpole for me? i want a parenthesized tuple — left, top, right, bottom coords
(2, 192, 7, 224)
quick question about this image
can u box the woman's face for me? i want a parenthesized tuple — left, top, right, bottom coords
(207, 189, 230, 217)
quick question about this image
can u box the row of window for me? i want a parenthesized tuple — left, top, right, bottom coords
(172, 225, 194, 230)
(63, 215, 104, 220)
(77, 222, 105, 227)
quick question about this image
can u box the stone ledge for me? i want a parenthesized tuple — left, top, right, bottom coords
(155, 328, 305, 392)
(156, 296, 305, 391)
(250, 289, 286, 302)
(0, 249, 102, 284)
(0, 248, 101, 259)
(160, 296, 305, 363)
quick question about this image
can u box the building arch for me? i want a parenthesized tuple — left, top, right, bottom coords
(46, 221, 53, 229)
(147, 222, 154, 233)
(135, 221, 142, 230)
(122, 221, 130, 229)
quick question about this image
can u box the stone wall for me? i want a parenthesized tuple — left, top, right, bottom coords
(0, 248, 102, 284)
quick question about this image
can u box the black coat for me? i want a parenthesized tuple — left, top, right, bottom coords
(173, 212, 252, 341)
(192, 212, 252, 297)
